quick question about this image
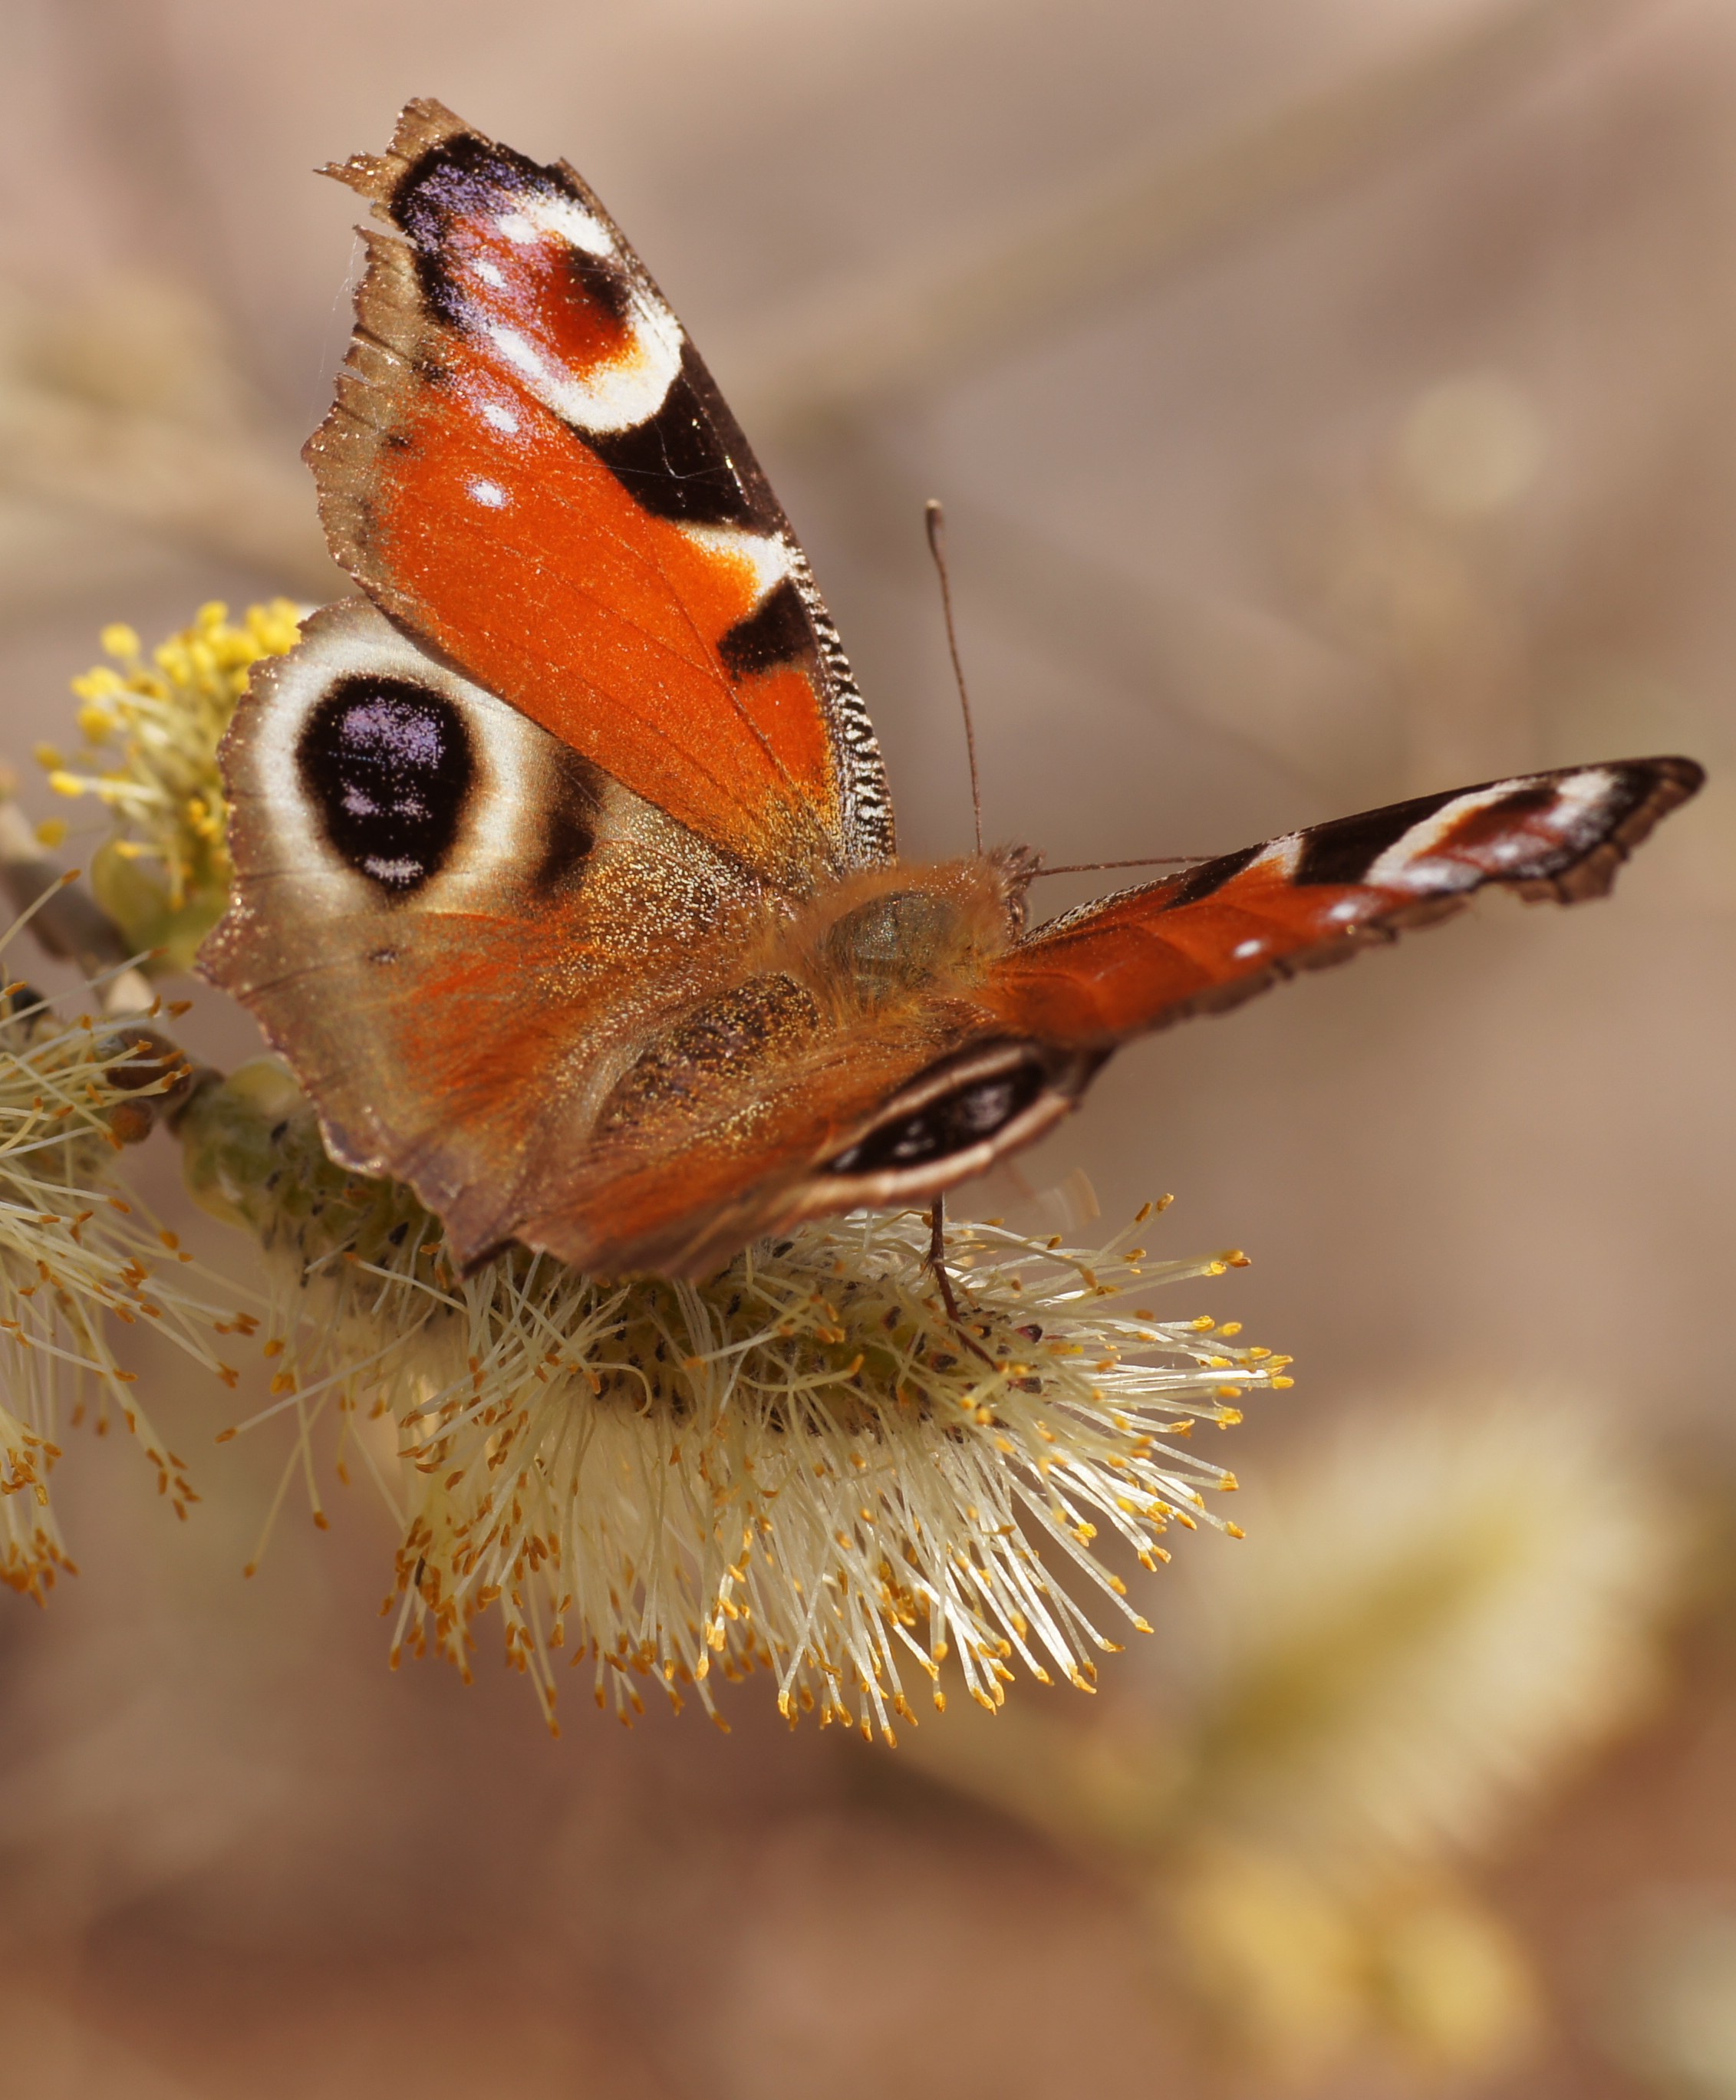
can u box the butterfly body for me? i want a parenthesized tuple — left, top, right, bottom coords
(200, 100, 1703, 1276)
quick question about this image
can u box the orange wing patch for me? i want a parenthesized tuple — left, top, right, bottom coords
(338, 341, 840, 879)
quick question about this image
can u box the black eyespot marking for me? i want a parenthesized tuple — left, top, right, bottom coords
(298, 677, 475, 894)
(1294, 787, 1461, 887)
(585, 351, 767, 528)
(559, 239, 636, 327)
(389, 137, 781, 538)
(719, 578, 816, 681)
(826, 1060, 1049, 1176)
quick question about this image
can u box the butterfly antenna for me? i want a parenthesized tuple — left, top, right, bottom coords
(924, 499, 983, 854)
(1033, 854, 1210, 877)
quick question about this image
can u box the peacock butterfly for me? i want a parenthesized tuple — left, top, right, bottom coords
(201, 100, 1704, 1276)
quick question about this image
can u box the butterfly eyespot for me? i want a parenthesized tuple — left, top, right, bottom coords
(825, 1059, 1050, 1177)
(297, 676, 476, 895)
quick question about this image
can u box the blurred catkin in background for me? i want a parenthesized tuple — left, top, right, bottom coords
(0, 2, 1731, 2096)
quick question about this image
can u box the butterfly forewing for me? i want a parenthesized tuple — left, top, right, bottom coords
(982, 759, 1703, 1045)
(306, 98, 892, 892)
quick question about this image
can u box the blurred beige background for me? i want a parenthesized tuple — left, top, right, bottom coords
(2, 1, 1734, 2094)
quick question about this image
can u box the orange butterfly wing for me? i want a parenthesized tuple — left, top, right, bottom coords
(982, 760, 1704, 1046)
(307, 98, 890, 890)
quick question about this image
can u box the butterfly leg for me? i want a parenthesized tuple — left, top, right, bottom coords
(927, 1199, 1000, 1369)
(927, 1197, 964, 1324)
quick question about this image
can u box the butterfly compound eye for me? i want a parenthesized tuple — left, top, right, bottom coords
(297, 676, 476, 894)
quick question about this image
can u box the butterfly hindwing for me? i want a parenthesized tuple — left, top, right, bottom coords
(204, 597, 771, 1266)
(207, 608, 1036, 1277)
